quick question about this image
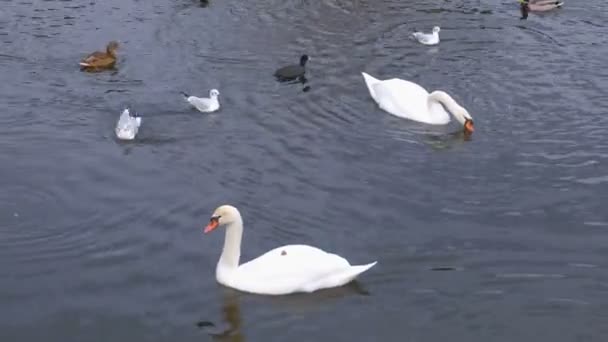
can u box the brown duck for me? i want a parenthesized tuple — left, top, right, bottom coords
(79, 41, 119, 71)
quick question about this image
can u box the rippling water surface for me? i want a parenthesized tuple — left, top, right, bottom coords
(1, 0, 608, 341)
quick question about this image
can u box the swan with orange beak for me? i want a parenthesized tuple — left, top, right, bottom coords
(362, 72, 475, 135)
(202, 205, 377, 295)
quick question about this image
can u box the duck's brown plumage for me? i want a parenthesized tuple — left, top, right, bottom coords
(80, 41, 119, 71)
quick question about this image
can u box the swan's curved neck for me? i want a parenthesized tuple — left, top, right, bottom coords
(219, 218, 243, 269)
(428, 91, 465, 124)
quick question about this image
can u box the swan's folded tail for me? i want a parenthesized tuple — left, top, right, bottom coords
(302, 261, 377, 293)
(340, 261, 377, 283)
(335, 261, 377, 286)
(361, 72, 380, 85)
(349, 261, 377, 278)
(362, 72, 380, 102)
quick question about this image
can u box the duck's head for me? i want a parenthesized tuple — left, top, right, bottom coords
(106, 41, 119, 54)
(209, 89, 220, 98)
(204, 205, 241, 233)
(300, 54, 309, 66)
(433, 26, 441, 33)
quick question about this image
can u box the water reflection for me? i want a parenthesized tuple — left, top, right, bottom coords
(197, 281, 370, 341)
(253, 280, 370, 314)
(198, 289, 245, 342)
(385, 123, 473, 149)
(276, 75, 311, 92)
(422, 130, 473, 149)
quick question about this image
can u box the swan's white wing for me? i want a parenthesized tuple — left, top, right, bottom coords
(238, 245, 349, 277)
(228, 244, 365, 295)
(371, 79, 451, 124)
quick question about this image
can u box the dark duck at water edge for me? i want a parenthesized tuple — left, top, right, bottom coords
(274, 54, 309, 82)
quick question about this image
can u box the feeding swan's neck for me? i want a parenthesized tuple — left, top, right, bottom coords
(428, 91, 465, 124)
(219, 219, 243, 269)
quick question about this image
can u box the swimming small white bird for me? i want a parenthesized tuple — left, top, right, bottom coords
(412, 26, 441, 45)
(115, 108, 142, 140)
(181, 89, 220, 113)
(203, 205, 377, 295)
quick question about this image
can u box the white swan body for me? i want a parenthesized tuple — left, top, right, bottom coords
(412, 26, 440, 45)
(204, 205, 377, 295)
(361, 72, 474, 132)
(181, 89, 220, 113)
(115, 108, 141, 140)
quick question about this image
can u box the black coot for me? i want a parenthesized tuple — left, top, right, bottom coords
(274, 55, 309, 81)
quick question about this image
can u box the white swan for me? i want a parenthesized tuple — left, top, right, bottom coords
(115, 108, 141, 140)
(412, 26, 440, 45)
(361, 72, 474, 134)
(181, 89, 220, 113)
(203, 205, 377, 295)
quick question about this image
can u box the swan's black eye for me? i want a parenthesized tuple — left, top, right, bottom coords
(210, 215, 221, 223)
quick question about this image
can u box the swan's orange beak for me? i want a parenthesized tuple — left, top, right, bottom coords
(464, 119, 474, 134)
(204, 217, 220, 234)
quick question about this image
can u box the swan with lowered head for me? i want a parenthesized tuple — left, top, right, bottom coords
(362, 72, 474, 134)
(203, 205, 377, 295)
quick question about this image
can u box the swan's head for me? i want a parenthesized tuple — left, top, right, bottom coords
(300, 54, 309, 66)
(433, 26, 441, 33)
(454, 107, 474, 134)
(209, 89, 220, 98)
(204, 205, 241, 233)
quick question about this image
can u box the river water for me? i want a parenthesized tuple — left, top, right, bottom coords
(1, 0, 607, 341)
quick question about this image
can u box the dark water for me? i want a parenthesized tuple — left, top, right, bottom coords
(2, 0, 608, 340)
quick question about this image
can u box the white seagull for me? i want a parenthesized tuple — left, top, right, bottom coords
(412, 26, 441, 45)
(115, 108, 142, 140)
(181, 89, 220, 113)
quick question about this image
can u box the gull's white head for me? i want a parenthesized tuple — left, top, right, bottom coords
(433, 26, 441, 34)
(204, 205, 241, 234)
(209, 89, 220, 98)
